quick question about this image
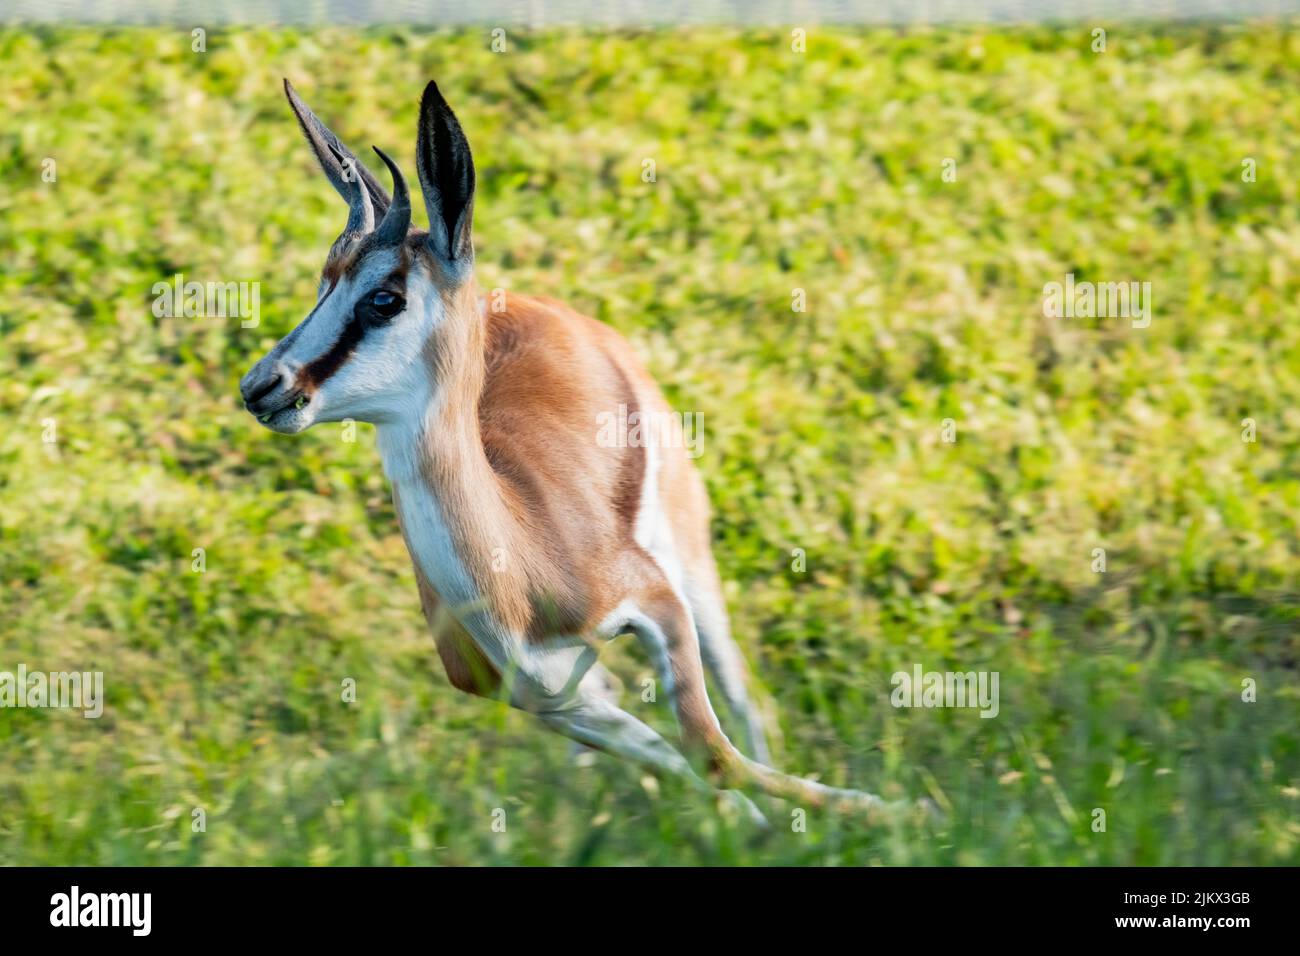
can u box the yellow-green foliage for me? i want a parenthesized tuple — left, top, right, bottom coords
(0, 24, 1297, 864)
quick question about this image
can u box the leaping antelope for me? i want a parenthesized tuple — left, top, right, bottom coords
(240, 80, 899, 823)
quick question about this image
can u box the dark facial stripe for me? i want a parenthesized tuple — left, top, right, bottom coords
(278, 276, 339, 359)
(297, 304, 370, 390)
(295, 263, 409, 391)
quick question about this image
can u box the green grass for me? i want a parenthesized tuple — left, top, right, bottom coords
(1, 23, 1298, 865)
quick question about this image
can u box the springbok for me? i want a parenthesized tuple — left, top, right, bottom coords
(240, 79, 900, 823)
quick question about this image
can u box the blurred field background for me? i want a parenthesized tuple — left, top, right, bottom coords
(1, 22, 1298, 865)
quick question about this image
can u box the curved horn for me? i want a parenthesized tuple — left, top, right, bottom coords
(342, 159, 375, 235)
(371, 145, 411, 247)
(283, 78, 391, 222)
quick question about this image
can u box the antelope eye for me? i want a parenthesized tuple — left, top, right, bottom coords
(365, 289, 405, 321)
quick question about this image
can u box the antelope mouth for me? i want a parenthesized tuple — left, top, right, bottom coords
(256, 391, 307, 421)
(247, 390, 311, 431)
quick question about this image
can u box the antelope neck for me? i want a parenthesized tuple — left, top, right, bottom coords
(374, 288, 522, 637)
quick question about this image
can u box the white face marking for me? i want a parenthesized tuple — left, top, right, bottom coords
(243, 251, 446, 433)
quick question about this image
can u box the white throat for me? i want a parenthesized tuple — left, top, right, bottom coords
(375, 397, 480, 612)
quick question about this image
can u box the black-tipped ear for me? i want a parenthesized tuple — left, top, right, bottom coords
(284, 78, 391, 220)
(416, 80, 475, 263)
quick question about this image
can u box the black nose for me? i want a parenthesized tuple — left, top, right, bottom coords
(241, 372, 283, 407)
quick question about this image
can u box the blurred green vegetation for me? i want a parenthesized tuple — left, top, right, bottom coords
(0, 24, 1297, 865)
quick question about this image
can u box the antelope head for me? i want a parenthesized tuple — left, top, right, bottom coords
(240, 79, 476, 434)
